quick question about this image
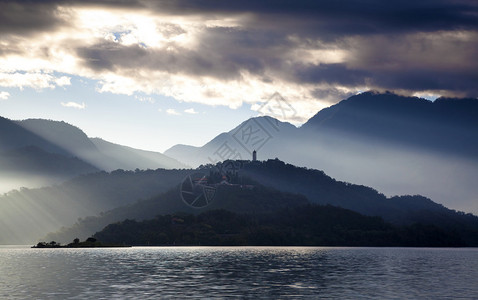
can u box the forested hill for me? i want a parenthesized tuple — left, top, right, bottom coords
(45, 159, 478, 246)
(239, 159, 478, 245)
(43, 183, 309, 243)
(93, 206, 465, 247)
(241, 160, 475, 218)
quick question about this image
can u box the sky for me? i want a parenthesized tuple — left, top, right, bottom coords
(0, 0, 477, 152)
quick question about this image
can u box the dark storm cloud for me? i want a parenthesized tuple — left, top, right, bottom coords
(345, 31, 478, 96)
(374, 68, 478, 95)
(1, 0, 477, 99)
(76, 41, 250, 80)
(143, 0, 478, 35)
(75, 26, 291, 80)
(0, 0, 143, 35)
(93, 0, 478, 97)
(294, 63, 370, 86)
(0, 1, 64, 35)
(12, 0, 472, 37)
(311, 88, 357, 106)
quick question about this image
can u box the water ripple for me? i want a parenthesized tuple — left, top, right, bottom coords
(0, 246, 477, 299)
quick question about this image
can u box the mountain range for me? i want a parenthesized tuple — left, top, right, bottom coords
(165, 92, 478, 165)
(43, 160, 478, 246)
(0, 117, 185, 193)
(3, 91, 476, 213)
(1, 91, 478, 244)
(165, 92, 478, 213)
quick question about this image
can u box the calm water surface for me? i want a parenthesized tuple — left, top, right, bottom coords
(0, 246, 477, 299)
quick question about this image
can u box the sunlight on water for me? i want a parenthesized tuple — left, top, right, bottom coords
(0, 246, 477, 299)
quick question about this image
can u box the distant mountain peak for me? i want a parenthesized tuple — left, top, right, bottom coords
(236, 115, 293, 128)
(343, 91, 430, 106)
(302, 91, 478, 158)
(1, 115, 186, 190)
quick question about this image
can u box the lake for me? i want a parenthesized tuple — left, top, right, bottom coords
(0, 246, 477, 299)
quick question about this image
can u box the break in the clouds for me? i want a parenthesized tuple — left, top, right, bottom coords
(0, 0, 477, 123)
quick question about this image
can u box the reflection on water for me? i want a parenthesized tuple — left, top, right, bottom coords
(0, 246, 477, 299)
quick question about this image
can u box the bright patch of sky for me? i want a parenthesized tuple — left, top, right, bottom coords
(0, 75, 257, 152)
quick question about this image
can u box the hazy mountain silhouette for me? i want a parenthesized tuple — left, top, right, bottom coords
(91, 138, 185, 170)
(164, 116, 298, 167)
(294, 92, 478, 213)
(239, 159, 478, 246)
(164, 92, 478, 164)
(0, 145, 99, 195)
(0, 117, 99, 192)
(43, 160, 478, 246)
(0, 116, 185, 192)
(93, 206, 465, 247)
(0, 116, 69, 155)
(2, 92, 478, 244)
(18, 118, 186, 171)
(301, 91, 478, 158)
(45, 181, 310, 244)
(164, 92, 478, 213)
(0, 145, 98, 175)
(0, 169, 191, 245)
(19, 119, 100, 159)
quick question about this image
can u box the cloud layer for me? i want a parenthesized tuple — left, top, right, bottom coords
(0, 91, 10, 100)
(1, 0, 477, 122)
(61, 101, 86, 109)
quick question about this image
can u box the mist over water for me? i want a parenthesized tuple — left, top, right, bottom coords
(1, 246, 477, 299)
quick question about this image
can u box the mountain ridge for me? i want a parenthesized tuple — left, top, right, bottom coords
(43, 159, 478, 246)
(164, 116, 298, 166)
(0, 168, 192, 244)
(302, 91, 478, 157)
(0, 115, 186, 192)
(164, 92, 478, 213)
